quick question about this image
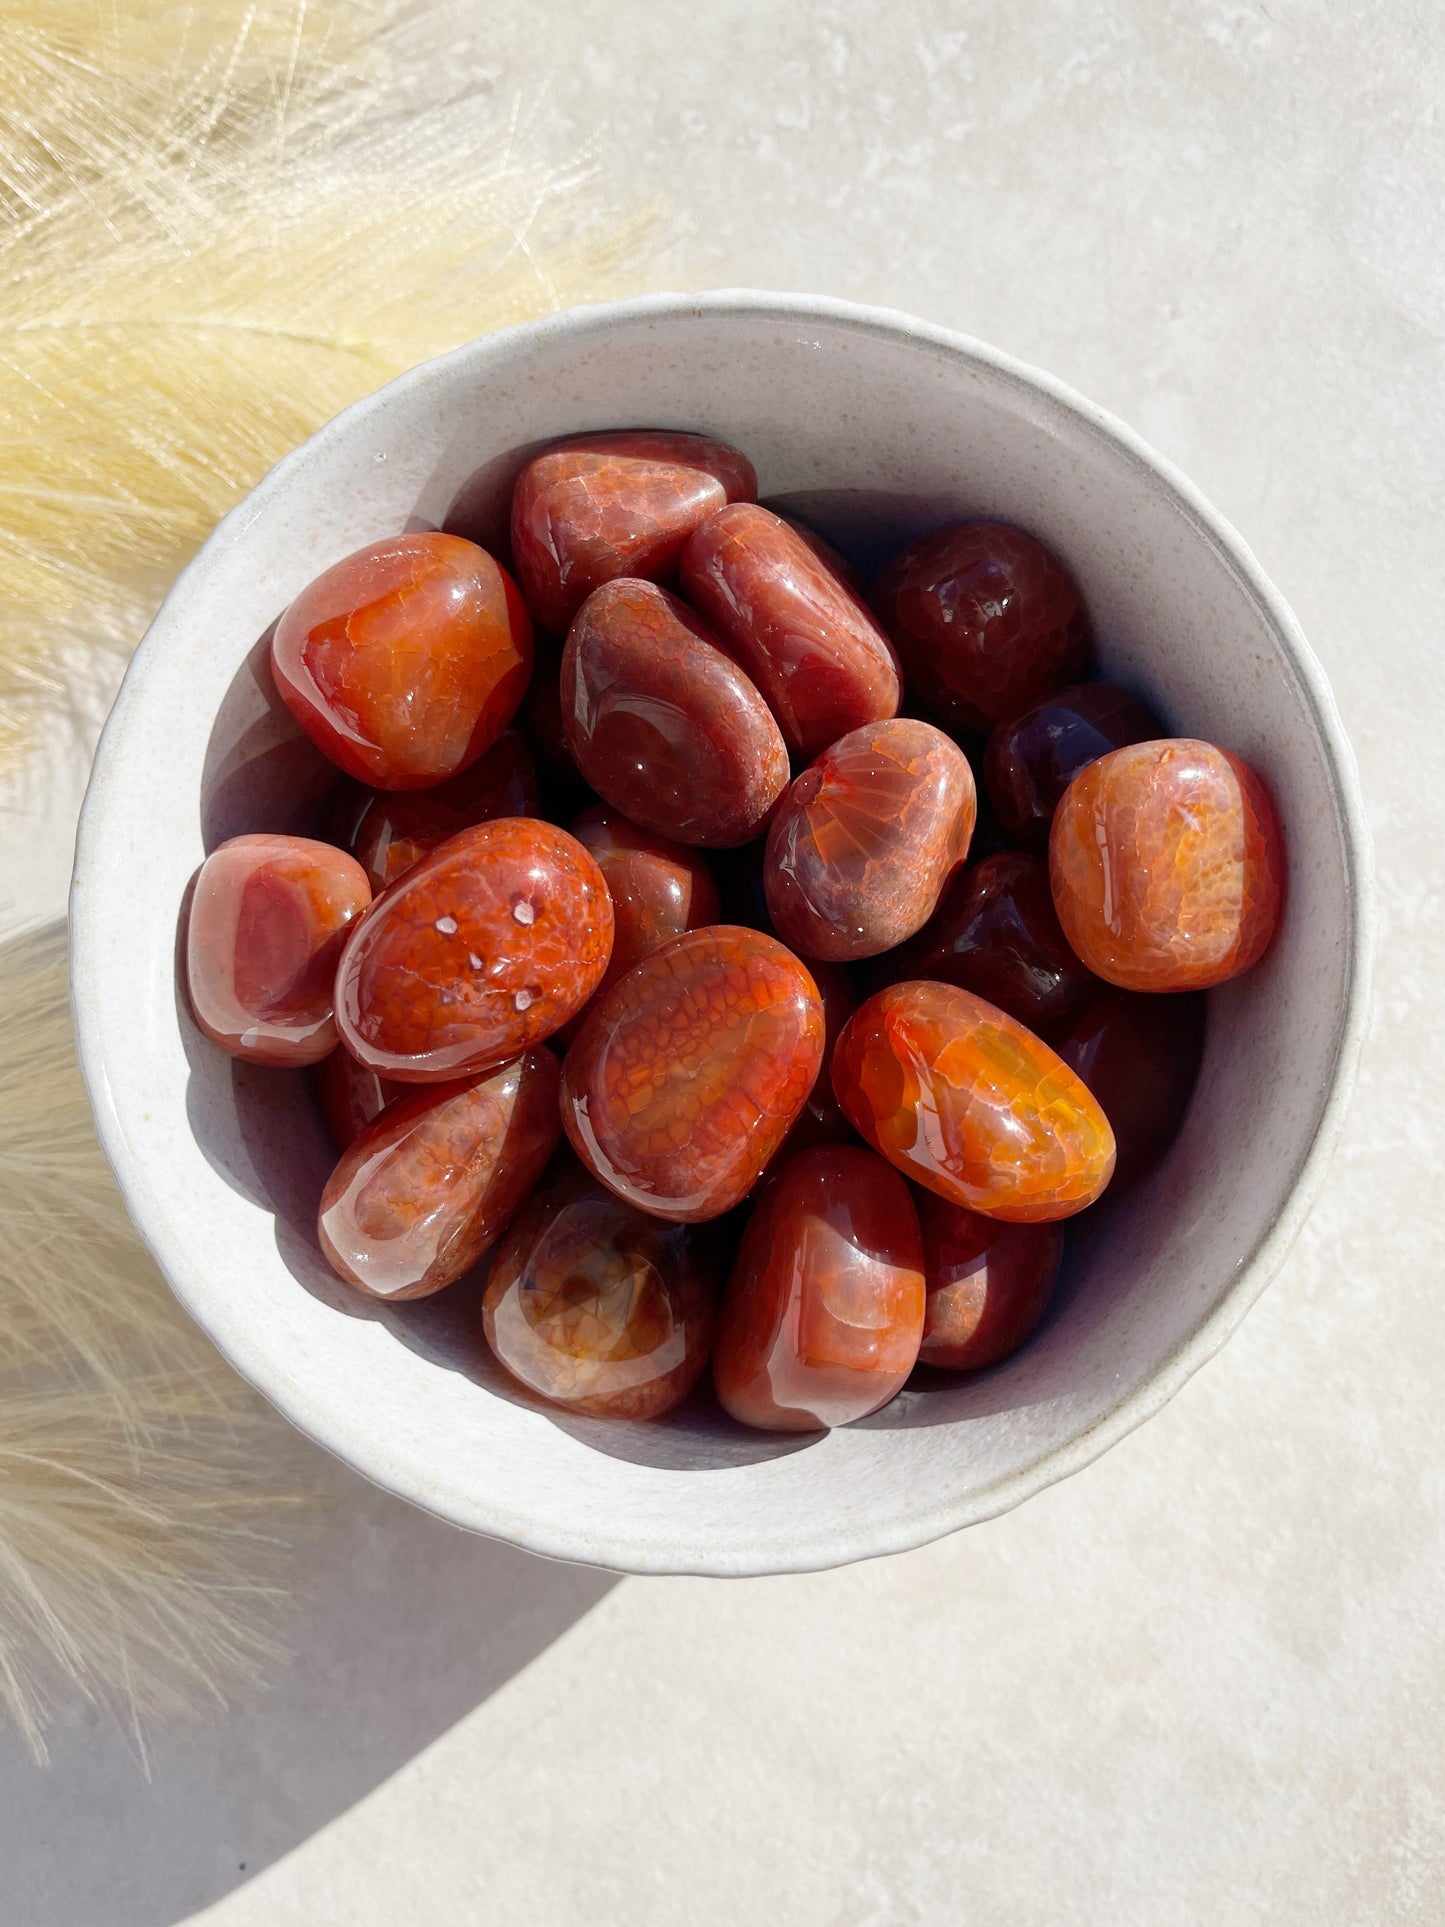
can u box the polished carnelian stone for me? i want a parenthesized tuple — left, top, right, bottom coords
(915, 1194, 1062, 1370)
(680, 504, 902, 758)
(560, 926, 825, 1222)
(879, 851, 1095, 1030)
(713, 1144, 925, 1431)
(1049, 738, 1284, 991)
(313, 1046, 403, 1149)
(873, 521, 1091, 736)
(983, 682, 1163, 850)
(335, 818, 613, 1081)
(1050, 988, 1205, 1186)
(833, 981, 1115, 1221)
(318, 1049, 559, 1299)
(271, 533, 533, 790)
(482, 1156, 718, 1418)
(569, 805, 720, 996)
(511, 430, 756, 633)
(186, 834, 371, 1067)
(764, 718, 976, 962)
(349, 730, 539, 894)
(562, 577, 789, 847)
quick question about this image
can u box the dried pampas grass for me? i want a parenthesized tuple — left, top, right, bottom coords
(0, 921, 317, 1763)
(0, 0, 658, 1758)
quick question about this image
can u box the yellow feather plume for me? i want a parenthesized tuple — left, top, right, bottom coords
(0, 0, 659, 1756)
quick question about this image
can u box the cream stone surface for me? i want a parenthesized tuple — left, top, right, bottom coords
(3, 2, 1443, 1922)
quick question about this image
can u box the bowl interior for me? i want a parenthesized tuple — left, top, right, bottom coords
(70, 295, 1366, 1575)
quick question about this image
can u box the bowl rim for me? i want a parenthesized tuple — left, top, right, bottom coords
(69, 288, 1376, 1575)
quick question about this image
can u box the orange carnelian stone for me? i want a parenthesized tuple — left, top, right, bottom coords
(186, 834, 371, 1067)
(569, 805, 720, 998)
(511, 430, 757, 633)
(1049, 738, 1284, 991)
(560, 925, 825, 1222)
(335, 818, 613, 1081)
(764, 718, 975, 962)
(318, 1049, 559, 1299)
(713, 1144, 925, 1431)
(833, 980, 1116, 1221)
(879, 850, 1095, 1030)
(873, 521, 1091, 736)
(681, 503, 902, 758)
(562, 577, 789, 847)
(348, 730, 539, 895)
(271, 532, 533, 790)
(313, 1046, 403, 1149)
(483, 1156, 718, 1418)
(916, 1193, 1062, 1370)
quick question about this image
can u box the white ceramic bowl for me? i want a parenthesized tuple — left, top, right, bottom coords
(70, 292, 1373, 1576)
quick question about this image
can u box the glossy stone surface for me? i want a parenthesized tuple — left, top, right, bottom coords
(318, 1049, 560, 1300)
(713, 1144, 925, 1431)
(349, 730, 539, 894)
(1049, 738, 1285, 991)
(560, 925, 825, 1222)
(1050, 988, 1206, 1186)
(186, 833, 371, 1067)
(764, 718, 976, 961)
(680, 503, 902, 758)
(880, 850, 1095, 1029)
(335, 818, 613, 1081)
(562, 577, 789, 846)
(271, 532, 533, 789)
(511, 430, 756, 633)
(983, 682, 1164, 850)
(916, 1194, 1062, 1370)
(569, 806, 720, 997)
(833, 980, 1116, 1221)
(313, 1046, 403, 1150)
(483, 1156, 718, 1418)
(873, 520, 1091, 735)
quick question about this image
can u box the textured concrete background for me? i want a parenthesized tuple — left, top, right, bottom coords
(4, 3, 1444, 1922)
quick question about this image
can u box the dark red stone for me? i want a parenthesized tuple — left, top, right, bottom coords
(1048, 987, 1206, 1186)
(873, 520, 1091, 736)
(916, 1194, 1062, 1370)
(983, 682, 1164, 850)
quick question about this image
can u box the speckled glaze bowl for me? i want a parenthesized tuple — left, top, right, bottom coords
(69, 293, 1373, 1576)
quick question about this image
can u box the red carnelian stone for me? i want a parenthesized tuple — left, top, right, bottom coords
(560, 926, 825, 1222)
(511, 430, 757, 633)
(271, 532, 533, 790)
(879, 850, 1095, 1030)
(780, 517, 868, 596)
(186, 834, 371, 1066)
(764, 718, 976, 962)
(1049, 738, 1285, 991)
(562, 577, 789, 847)
(349, 730, 539, 894)
(482, 1156, 719, 1418)
(833, 981, 1116, 1222)
(915, 1194, 1062, 1370)
(772, 960, 859, 1163)
(713, 1144, 925, 1431)
(983, 682, 1164, 850)
(335, 818, 613, 1082)
(1050, 988, 1205, 1186)
(569, 805, 720, 996)
(873, 521, 1091, 736)
(313, 1046, 404, 1149)
(680, 504, 902, 758)
(318, 1049, 560, 1300)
